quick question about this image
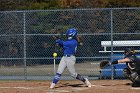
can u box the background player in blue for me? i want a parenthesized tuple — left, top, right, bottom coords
(50, 28, 91, 89)
(112, 48, 140, 87)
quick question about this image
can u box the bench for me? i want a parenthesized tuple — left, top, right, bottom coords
(99, 40, 140, 53)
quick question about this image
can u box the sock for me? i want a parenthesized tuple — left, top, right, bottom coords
(76, 74, 86, 82)
(52, 73, 61, 84)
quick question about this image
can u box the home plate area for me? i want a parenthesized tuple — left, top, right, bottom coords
(0, 80, 140, 93)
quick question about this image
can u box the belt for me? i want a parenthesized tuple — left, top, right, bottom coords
(64, 54, 74, 57)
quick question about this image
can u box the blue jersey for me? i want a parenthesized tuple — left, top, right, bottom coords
(56, 39, 77, 55)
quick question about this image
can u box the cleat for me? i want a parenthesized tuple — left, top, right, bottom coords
(84, 78, 92, 87)
(50, 83, 56, 89)
(132, 76, 140, 87)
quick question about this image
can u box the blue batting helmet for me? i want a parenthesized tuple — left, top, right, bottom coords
(66, 28, 77, 39)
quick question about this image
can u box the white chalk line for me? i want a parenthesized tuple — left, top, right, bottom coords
(0, 87, 35, 89)
(92, 84, 107, 88)
(1, 85, 139, 93)
(46, 84, 140, 93)
(47, 89, 70, 93)
(92, 84, 140, 91)
(131, 87, 140, 90)
(0, 86, 70, 93)
(0, 86, 90, 93)
(69, 87, 89, 92)
(43, 87, 89, 93)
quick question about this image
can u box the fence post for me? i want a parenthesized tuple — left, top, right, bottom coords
(23, 12, 27, 80)
(110, 9, 114, 80)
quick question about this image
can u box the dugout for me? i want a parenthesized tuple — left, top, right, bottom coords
(99, 40, 140, 79)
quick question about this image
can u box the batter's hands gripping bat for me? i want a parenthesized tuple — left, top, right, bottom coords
(53, 31, 64, 52)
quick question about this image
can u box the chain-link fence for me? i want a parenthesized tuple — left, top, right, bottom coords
(0, 8, 140, 80)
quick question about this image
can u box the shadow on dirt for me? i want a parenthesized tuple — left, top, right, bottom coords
(101, 82, 131, 87)
(55, 83, 86, 88)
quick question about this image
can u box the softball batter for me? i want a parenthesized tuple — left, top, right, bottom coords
(50, 28, 91, 89)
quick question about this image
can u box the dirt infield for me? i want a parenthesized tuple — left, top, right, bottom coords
(0, 80, 139, 93)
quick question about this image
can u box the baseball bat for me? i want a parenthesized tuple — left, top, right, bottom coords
(53, 54, 56, 75)
(52, 31, 64, 75)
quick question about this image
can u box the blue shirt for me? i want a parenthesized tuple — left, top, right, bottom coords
(56, 39, 77, 55)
